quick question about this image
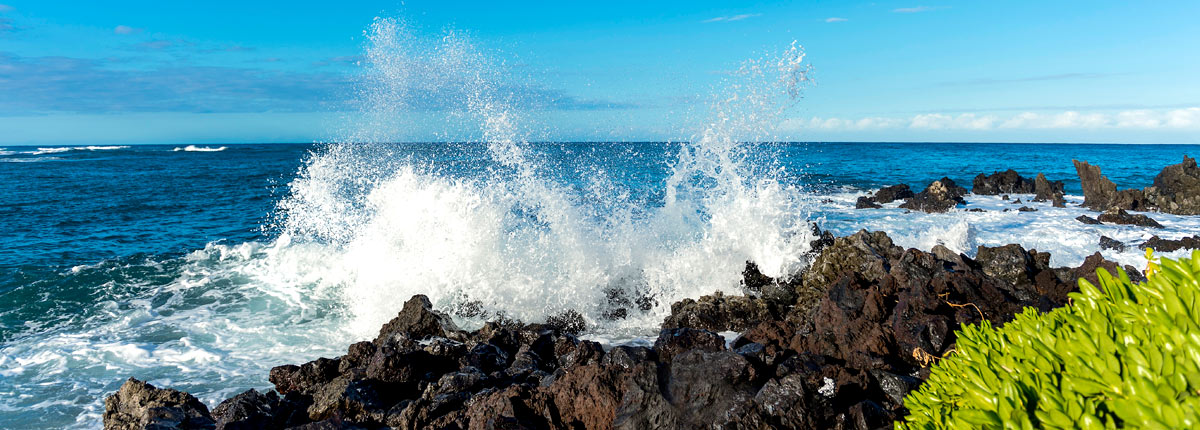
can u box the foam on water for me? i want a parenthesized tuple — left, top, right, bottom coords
(174, 145, 228, 152)
(30, 146, 130, 155)
(819, 191, 1198, 269)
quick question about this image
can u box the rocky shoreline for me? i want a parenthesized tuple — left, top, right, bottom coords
(103, 156, 1197, 430)
(104, 227, 1145, 430)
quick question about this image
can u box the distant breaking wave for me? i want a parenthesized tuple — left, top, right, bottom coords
(30, 145, 130, 155)
(174, 145, 228, 152)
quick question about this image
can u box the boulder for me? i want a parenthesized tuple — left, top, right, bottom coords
(1144, 156, 1200, 215)
(662, 291, 779, 333)
(1076, 215, 1102, 225)
(1033, 173, 1066, 207)
(1140, 235, 1200, 252)
(873, 184, 915, 204)
(855, 196, 882, 209)
(104, 378, 215, 430)
(1099, 236, 1125, 252)
(972, 170, 1035, 195)
(899, 178, 968, 213)
(1097, 208, 1163, 228)
(374, 295, 460, 344)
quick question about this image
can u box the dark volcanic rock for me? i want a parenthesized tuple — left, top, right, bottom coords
(104, 378, 215, 430)
(1076, 215, 1102, 225)
(108, 229, 1143, 430)
(1097, 207, 1164, 228)
(900, 178, 968, 213)
(1033, 173, 1067, 207)
(1074, 159, 1149, 211)
(212, 389, 309, 430)
(1099, 236, 1126, 252)
(653, 328, 726, 363)
(1144, 155, 1200, 215)
(1140, 235, 1200, 252)
(873, 184, 915, 204)
(661, 291, 779, 333)
(973, 169, 1035, 195)
(1018, 206, 1037, 212)
(855, 196, 882, 209)
(374, 295, 460, 344)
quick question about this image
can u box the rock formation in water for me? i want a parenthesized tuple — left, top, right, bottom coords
(899, 178, 967, 213)
(1074, 156, 1198, 214)
(972, 169, 1035, 195)
(1144, 156, 1200, 215)
(105, 229, 1142, 430)
(1032, 173, 1067, 207)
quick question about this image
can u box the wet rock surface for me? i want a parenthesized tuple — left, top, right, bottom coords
(1033, 173, 1067, 207)
(104, 378, 215, 430)
(1097, 207, 1164, 228)
(972, 169, 1035, 195)
(1140, 235, 1200, 252)
(873, 184, 915, 204)
(105, 230, 1141, 430)
(900, 178, 967, 213)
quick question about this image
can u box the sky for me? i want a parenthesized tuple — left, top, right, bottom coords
(0, 1, 1198, 145)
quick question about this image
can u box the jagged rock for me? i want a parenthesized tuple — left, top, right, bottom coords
(1099, 236, 1126, 252)
(545, 309, 586, 336)
(1097, 207, 1163, 228)
(1033, 173, 1066, 207)
(374, 295, 460, 344)
(973, 169, 1035, 195)
(1074, 159, 1149, 211)
(1144, 156, 1200, 215)
(900, 178, 968, 213)
(104, 378, 216, 430)
(653, 328, 726, 363)
(662, 291, 779, 332)
(799, 230, 903, 313)
(873, 184, 915, 204)
(1076, 215, 1102, 225)
(855, 196, 882, 209)
(108, 229, 1151, 430)
(1140, 235, 1200, 252)
(1018, 206, 1037, 212)
(212, 389, 310, 430)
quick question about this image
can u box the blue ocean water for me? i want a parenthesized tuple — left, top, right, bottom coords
(0, 141, 1197, 428)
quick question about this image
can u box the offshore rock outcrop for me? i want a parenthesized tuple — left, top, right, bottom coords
(899, 178, 968, 213)
(105, 230, 1140, 430)
(1033, 173, 1067, 207)
(1144, 156, 1200, 215)
(1074, 156, 1199, 214)
(1073, 159, 1149, 212)
(855, 184, 914, 209)
(972, 169, 1035, 195)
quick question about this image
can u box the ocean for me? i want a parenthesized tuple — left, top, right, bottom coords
(0, 141, 1198, 428)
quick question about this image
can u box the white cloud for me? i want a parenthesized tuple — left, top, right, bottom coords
(114, 25, 141, 35)
(893, 6, 938, 13)
(702, 13, 762, 23)
(825, 17, 848, 23)
(786, 108, 1200, 132)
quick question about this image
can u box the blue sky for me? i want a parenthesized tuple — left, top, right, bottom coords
(0, 1, 1197, 144)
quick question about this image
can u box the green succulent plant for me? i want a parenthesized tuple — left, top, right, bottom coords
(900, 250, 1200, 429)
